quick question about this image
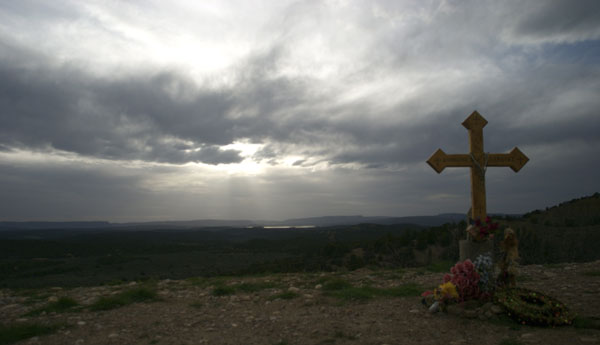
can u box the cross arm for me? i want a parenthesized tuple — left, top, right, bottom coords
(426, 149, 472, 173)
(487, 147, 529, 172)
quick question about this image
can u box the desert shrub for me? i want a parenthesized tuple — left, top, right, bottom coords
(24, 297, 78, 316)
(0, 323, 61, 345)
(322, 278, 352, 291)
(90, 286, 158, 311)
(211, 285, 236, 296)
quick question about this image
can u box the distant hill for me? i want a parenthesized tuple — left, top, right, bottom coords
(0, 221, 111, 230)
(276, 214, 466, 227)
(520, 192, 600, 227)
(499, 192, 600, 265)
(0, 214, 467, 231)
(3, 192, 598, 232)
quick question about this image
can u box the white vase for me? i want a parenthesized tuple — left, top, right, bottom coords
(428, 301, 440, 313)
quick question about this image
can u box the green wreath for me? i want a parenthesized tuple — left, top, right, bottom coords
(494, 287, 575, 327)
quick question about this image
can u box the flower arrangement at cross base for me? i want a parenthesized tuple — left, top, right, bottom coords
(422, 259, 482, 312)
(421, 281, 458, 313)
(421, 227, 575, 328)
(443, 259, 482, 302)
(467, 216, 499, 242)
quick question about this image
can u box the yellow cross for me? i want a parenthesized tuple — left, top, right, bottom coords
(427, 111, 529, 221)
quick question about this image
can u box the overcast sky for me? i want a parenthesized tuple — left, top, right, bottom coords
(1, 0, 599, 222)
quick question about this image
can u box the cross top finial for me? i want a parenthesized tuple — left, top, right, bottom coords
(461, 111, 488, 130)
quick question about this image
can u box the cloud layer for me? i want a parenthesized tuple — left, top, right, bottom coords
(1, 0, 599, 221)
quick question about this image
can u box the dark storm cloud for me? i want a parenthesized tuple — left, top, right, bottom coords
(510, 0, 600, 42)
(2, 1, 600, 172)
(0, 38, 330, 166)
(244, 0, 600, 169)
(0, 45, 243, 165)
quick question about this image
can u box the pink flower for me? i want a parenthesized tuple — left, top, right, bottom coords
(445, 259, 484, 302)
(421, 290, 432, 297)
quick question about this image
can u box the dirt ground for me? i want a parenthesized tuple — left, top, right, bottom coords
(2, 261, 599, 345)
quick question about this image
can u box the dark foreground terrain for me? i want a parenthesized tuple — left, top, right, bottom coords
(1, 261, 599, 345)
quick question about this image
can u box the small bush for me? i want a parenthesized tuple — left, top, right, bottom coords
(187, 277, 229, 288)
(381, 283, 423, 297)
(0, 323, 61, 345)
(120, 287, 157, 302)
(426, 261, 454, 273)
(333, 330, 357, 340)
(25, 297, 79, 316)
(189, 302, 203, 309)
(324, 283, 424, 301)
(206, 280, 277, 296)
(90, 296, 126, 311)
(186, 277, 205, 286)
(89, 287, 158, 311)
(237, 282, 277, 293)
(327, 286, 376, 301)
(580, 270, 600, 277)
(322, 278, 352, 291)
(212, 285, 236, 296)
(573, 316, 600, 330)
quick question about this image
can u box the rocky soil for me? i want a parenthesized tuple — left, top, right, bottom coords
(1, 261, 600, 345)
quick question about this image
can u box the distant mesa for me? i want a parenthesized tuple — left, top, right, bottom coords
(0, 214, 471, 231)
(0, 221, 111, 230)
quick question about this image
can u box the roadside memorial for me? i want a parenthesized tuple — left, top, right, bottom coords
(426, 111, 528, 262)
(422, 111, 574, 327)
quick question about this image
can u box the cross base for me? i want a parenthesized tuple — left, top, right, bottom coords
(459, 238, 494, 263)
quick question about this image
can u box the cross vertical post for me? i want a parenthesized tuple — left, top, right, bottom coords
(463, 112, 488, 221)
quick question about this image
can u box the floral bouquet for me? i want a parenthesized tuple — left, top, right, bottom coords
(467, 216, 499, 242)
(421, 281, 458, 313)
(443, 259, 482, 302)
(423, 259, 485, 312)
(473, 253, 495, 294)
